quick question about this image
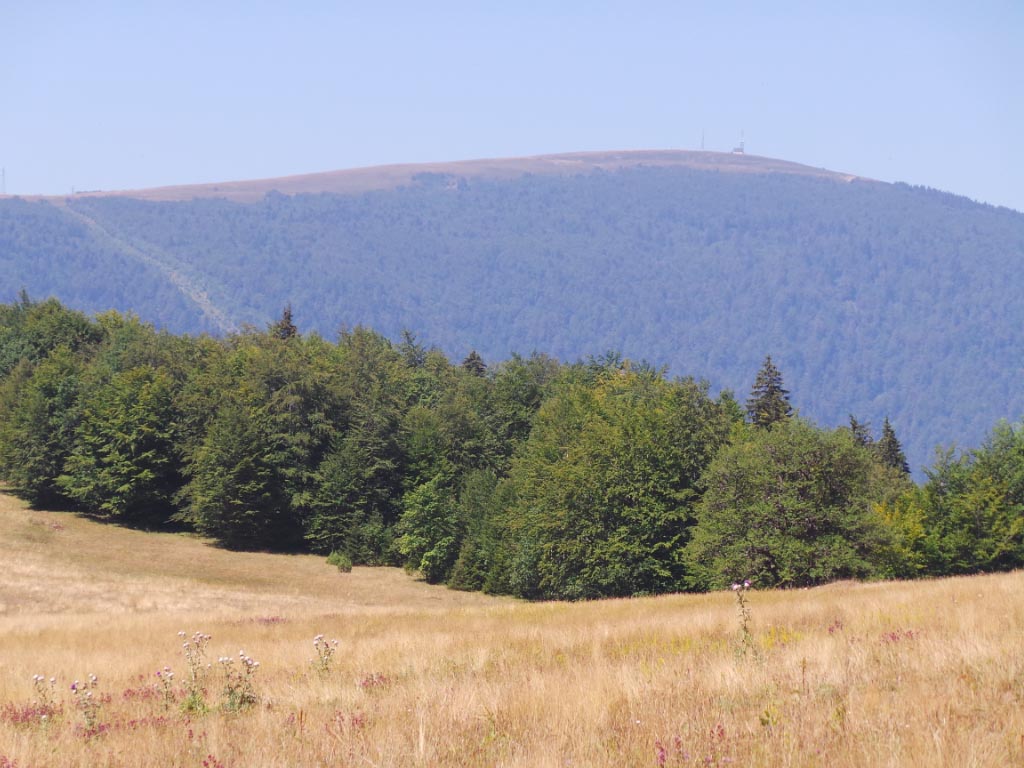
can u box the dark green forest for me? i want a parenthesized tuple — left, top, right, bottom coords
(3, 163, 1024, 472)
(1, 296, 1020, 599)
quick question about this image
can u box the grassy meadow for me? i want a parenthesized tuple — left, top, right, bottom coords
(1, 489, 1022, 767)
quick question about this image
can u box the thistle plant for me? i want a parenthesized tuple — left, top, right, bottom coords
(731, 579, 756, 659)
(219, 650, 260, 711)
(311, 634, 339, 677)
(2, 675, 63, 727)
(31, 675, 58, 713)
(179, 631, 212, 713)
(155, 666, 176, 710)
(70, 674, 101, 732)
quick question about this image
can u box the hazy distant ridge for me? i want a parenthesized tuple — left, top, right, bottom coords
(27, 150, 861, 203)
(1, 150, 1021, 472)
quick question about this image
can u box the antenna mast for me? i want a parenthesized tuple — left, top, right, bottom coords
(732, 130, 745, 155)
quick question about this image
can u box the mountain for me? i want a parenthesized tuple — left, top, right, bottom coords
(2, 150, 1022, 472)
(31, 150, 860, 203)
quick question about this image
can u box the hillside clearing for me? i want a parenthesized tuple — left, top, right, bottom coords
(1, 491, 1022, 767)
(0, 491, 497, 618)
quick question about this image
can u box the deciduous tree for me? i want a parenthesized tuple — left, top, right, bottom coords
(687, 419, 890, 589)
(494, 368, 732, 599)
(58, 365, 180, 526)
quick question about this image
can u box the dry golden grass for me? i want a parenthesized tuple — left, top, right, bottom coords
(1, 490, 1022, 767)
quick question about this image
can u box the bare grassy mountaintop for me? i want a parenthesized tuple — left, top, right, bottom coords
(42, 150, 862, 203)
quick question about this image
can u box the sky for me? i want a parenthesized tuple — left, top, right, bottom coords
(4, 1, 1022, 211)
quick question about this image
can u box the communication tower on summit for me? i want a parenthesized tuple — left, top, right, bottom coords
(732, 130, 745, 154)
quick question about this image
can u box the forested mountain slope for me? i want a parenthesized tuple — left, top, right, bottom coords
(0, 197, 207, 331)
(2, 152, 1022, 470)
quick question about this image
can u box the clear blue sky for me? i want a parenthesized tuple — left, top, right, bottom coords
(4, 1, 1022, 211)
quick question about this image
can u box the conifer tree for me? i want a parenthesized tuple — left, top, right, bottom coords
(462, 350, 486, 377)
(848, 415, 873, 446)
(270, 304, 298, 340)
(398, 330, 427, 368)
(876, 417, 910, 475)
(745, 355, 792, 429)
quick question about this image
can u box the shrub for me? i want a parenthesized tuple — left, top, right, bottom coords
(326, 550, 353, 573)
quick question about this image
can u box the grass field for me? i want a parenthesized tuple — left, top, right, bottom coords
(1, 490, 1022, 767)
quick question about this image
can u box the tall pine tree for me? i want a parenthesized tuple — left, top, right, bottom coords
(746, 355, 792, 429)
(462, 350, 486, 377)
(270, 304, 298, 340)
(876, 417, 910, 475)
(848, 415, 873, 446)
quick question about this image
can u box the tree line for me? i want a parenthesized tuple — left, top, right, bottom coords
(0, 294, 1021, 599)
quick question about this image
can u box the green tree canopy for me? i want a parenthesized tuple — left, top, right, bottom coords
(911, 434, 1024, 574)
(0, 293, 102, 378)
(687, 419, 894, 589)
(303, 327, 409, 562)
(58, 365, 181, 526)
(0, 347, 88, 507)
(177, 329, 344, 550)
(494, 367, 733, 599)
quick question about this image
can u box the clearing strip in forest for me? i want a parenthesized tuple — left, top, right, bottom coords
(57, 202, 238, 334)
